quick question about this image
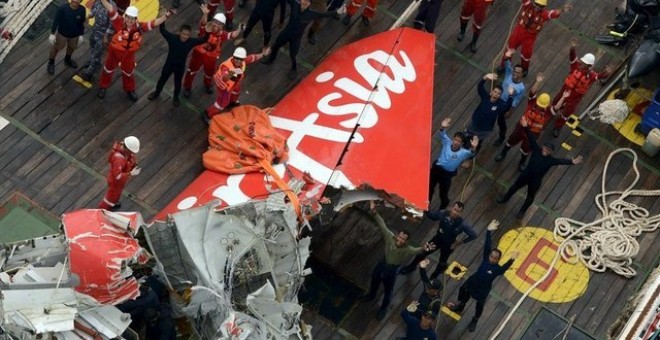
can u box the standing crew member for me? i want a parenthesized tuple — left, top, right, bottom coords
(47, 0, 86, 75)
(497, 120, 584, 218)
(342, 0, 378, 26)
(234, 0, 286, 48)
(457, 0, 493, 52)
(412, 0, 443, 33)
(494, 50, 526, 146)
(99, 136, 141, 211)
(148, 14, 207, 107)
(551, 38, 612, 137)
(447, 221, 518, 332)
(498, 0, 571, 76)
(207, 0, 237, 30)
(262, 0, 336, 79)
(360, 201, 435, 321)
(399, 202, 477, 278)
(494, 73, 569, 171)
(73, 0, 115, 87)
(400, 307, 438, 340)
(428, 118, 478, 209)
(466, 73, 514, 151)
(97, 0, 173, 101)
(183, 10, 242, 99)
(413, 259, 443, 317)
(202, 46, 269, 123)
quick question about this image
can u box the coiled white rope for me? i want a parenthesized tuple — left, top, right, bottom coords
(490, 148, 660, 339)
(0, 0, 52, 64)
(587, 99, 630, 124)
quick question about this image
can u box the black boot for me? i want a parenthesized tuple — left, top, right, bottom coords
(64, 55, 77, 68)
(493, 135, 505, 146)
(457, 22, 467, 41)
(342, 14, 351, 25)
(495, 145, 510, 162)
(469, 33, 479, 52)
(467, 317, 478, 332)
(47, 59, 55, 75)
(148, 91, 160, 100)
(261, 56, 275, 65)
(518, 154, 528, 172)
(449, 302, 465, 314)
(496, 193, 510, 204)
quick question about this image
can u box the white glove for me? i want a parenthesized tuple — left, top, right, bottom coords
(406, 301, 419, 313)
(487, 219, 500, 231)
(130, 167, 141, 176)
(78, 35, 84, 45)
(48, 34, 56, 45)
(232, 68, 243, 76)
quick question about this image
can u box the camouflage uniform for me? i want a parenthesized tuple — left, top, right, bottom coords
(79, 0, 114, 81)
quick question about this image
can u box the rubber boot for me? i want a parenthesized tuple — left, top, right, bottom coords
(468, 317, 478, 332)
(469, 33, 479, 52)
(495, 145, 510, 162)
(457, 22, 467, 41)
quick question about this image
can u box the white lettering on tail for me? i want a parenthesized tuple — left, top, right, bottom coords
(178, 49, 417, 210)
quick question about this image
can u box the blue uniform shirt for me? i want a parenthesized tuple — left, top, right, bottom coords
(433, 130, 474, 172)
(500, 60, 526, 108)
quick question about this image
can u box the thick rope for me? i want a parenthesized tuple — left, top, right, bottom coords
(490, 148, 660, 339)
(587, 99, 630, 124)
(0, 0, 51, 64)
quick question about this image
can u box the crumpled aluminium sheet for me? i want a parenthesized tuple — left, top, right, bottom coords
(149, 197, 311, 339)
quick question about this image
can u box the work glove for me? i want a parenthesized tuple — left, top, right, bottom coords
(48, 34, 56, 45)
(406, 301, 419, 313)
(130, 167, 141, 176)
(78, 35, 84, 45)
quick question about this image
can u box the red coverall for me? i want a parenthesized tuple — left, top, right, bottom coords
(460, 0, 493, 34)
(99, 142, 137, 210)
(206, 54, 259, 118)
(346, 0, 378, 19)
(183, 24, 232, 91)
(502, 0, 560, 70)
(99, 10, 156, 92)
(505, 91, 554, 155)
(552, 47, 609, 129)
(208, 0, 236, 24)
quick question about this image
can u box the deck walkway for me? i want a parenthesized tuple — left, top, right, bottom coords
(0, 0, 658, 339)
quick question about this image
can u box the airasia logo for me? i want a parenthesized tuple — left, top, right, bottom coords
(177, 49, 418, 210)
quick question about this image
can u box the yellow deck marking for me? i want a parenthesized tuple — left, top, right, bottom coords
(446, 261, 468, 280)
(441, 306, 461, 321)
(499, 227, 590, 303)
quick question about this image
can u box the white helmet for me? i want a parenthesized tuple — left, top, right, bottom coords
(124, 136, 140, 153)
(125, 6, 139, 18)
(233, 47, 247, 59)
(580, 53, 595, 66)
(213, 13, 227, 24)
